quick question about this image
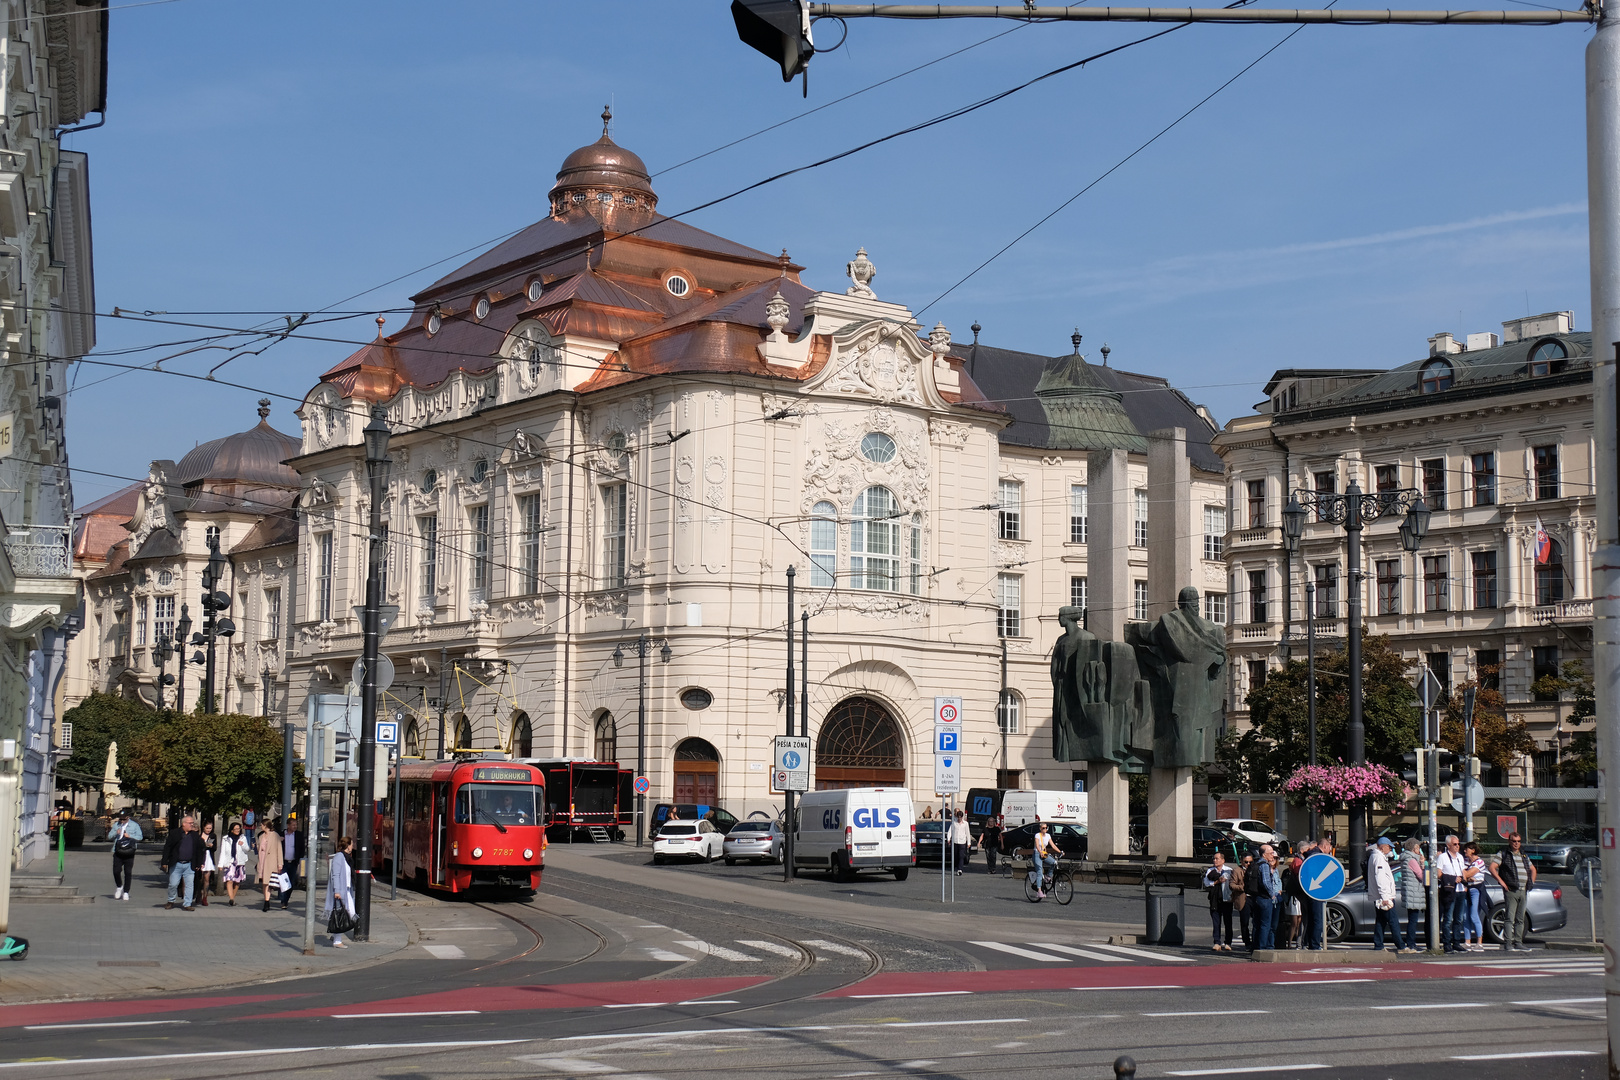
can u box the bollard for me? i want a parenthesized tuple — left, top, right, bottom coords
(56, 824, 64, 872)
(1114, 1055, 1137, 1079)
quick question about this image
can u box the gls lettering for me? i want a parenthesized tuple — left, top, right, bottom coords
(822, 809, 842, 829)
(850, 807, 903, 828)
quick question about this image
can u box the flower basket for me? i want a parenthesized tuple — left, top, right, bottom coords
(1281, 763, 1406, 815)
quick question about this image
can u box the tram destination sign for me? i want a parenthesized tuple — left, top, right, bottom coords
(472, 766, 533, 782)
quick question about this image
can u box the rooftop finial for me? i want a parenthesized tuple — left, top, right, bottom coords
(1101, 342, 1111, 366)
(778, 248, 791, 278)
(257, 397, 271, 420)
(376, 314, 386, 338)
(971, 321, 981, 344)
(1071, 328, 1083, 355)
(601, 104, 612, 138)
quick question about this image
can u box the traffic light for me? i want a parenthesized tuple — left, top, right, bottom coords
(1434, 749, 1461, 786)
(1467, 756, 1481, 781)
(1401, 749, 1426, 788)
(732, 0, 814, 84)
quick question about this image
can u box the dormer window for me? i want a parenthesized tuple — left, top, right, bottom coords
(1420, 359, 1454, 394)
(1528, 338, 1568, 376)
(474, 296, 491, 321)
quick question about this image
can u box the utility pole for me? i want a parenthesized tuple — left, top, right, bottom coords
(354, 404, 392, 942)
(1306, 579, 1318, 842)
(436, 646, 448, 760)
(784, 567, 796, 882)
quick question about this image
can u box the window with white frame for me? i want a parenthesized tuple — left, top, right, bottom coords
(316, 532, 335, 621)
(909, 513, 923, 595)
(237, 592, 250, 641)
(1070, 575, 1087, 612)
(851, 485, 901, 591)
(996, 573, 1022, 637)
(1204, 592, 1227, 625)
(264, 588, 281, 641)
(205, 524, 220, 551)
(997, 690, 1023, 735)
(415, 517, 436, 601)
(809, 501, 837, 587)
(153, 595, 174, 645)
(998, 479, 1022, 541)
(519, 495, 543, 594)
(1070, 484, 1088, 544)
(601, 483, 627, 589)
(1203, 505, 1226, 560)
(135, 597, 149, 647)
(1133, 580, 1149, 620)
(1134, 489, 1148, 547)
(469, 504, 491, 600)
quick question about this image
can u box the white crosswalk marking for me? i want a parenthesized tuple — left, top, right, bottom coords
(802, 939, 867, 959)
(737, 939, 802, 958)
(421, 944, 466, 959)
(970, 941, 1071, 962)
(674, 939, 761, 963)
(643, 947, 690, 962)
(1083, 942, 1198, 963)
(1028, 942, 1133, 963)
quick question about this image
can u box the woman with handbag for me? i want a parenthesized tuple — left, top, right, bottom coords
(196, 820, 217, 906)
(256, 821, 284, 913)
(109, 807, 141, 901)
(324, 836, 358, 948)
(220, 821, 251, 906)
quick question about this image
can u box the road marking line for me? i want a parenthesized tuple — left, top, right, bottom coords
(675, 1000, 740, 1005)
(1270, 978, 1374, 985)
(417, 926, 500, 931)
(421, 945, 466, 959)
(848, 991, 972, 998)
(897, 1062, 937, 1069)
(1370, 1003, 1486, 1010)
(0, 1042, 527, 1069)
(1512, 997, 1605, 1005)
(23, 1021, 190, 1030)
(1144, 1010, 1269, 1017)
(332, 1011, 481, 1018)
(1455, 974, 1556, 980)
(512, 1056, 621, 1072)
(736, 940, 801, 958)
(1084, 942, 1197, 963)
(969, 941, 1072, 963)
(1452, 1051, 1600, 1061)
(801, 939, 867, 958)
(674, 940, 760, 963)
(1168, 1065, 1327, 1076)
(602, 1004, 675, 1009)
(1071, 985, 1183, 991)
(644, 948, 690, 962)
(560, 1019, 1025, 1041)
(1027, 943, 1132, 963)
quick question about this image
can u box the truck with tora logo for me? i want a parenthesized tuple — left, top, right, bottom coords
(792, 787, 915, 882)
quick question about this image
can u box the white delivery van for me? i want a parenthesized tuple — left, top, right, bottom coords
(794, 787, 915, 881)
(1000, 790, 1088, 829)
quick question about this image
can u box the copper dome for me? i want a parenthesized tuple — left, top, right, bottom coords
(549, 107, 657, 218)
(172, 399, 301, 492)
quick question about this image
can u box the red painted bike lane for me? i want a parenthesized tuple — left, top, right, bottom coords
(0, 994, 298, 1029)
(252, 977, 773, 1019)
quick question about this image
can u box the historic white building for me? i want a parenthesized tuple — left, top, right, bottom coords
(1214, 311, 1596, 786)
(72, 117, 1227, 818)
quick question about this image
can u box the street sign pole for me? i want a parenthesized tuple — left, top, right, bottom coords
(933, 696, 962, 904)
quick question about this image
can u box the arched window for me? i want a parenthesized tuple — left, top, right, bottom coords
(1420, 359, 1454, 394)
(404, 721, 421, 758)
(673, 737, 720, 804)
(511, 712, 533, 758)
(1535, 538, 1567, 606)
(594, 713, 617, 762)
(1528, 339, 1568, 377)
(453, 713, 473, 752)
(809, 501, 837, 587)
(815, 696, 904, 789)
(851, 485, 901, 591)
(997, 690, 1022, 735)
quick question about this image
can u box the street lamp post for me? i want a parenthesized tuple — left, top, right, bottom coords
(1284, 483, 1429, 856)
(188, 537, 236, 714)
(153, 634, 175, 711)
(174, 606, 192, 713)
(614, 633, 671, 846)
(355, 404, 392, 943)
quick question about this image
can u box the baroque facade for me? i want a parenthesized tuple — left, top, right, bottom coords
(1, 0, 104, 864)
(1214, 311, 1596, 786)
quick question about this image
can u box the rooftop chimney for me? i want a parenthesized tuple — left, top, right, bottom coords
(1500, 310, 1574, 344)
(1465, 332, 1500, 351)
(1428, 331, 1463, 356)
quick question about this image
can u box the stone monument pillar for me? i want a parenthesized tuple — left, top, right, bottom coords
(1146, 428, 1195, 858)
(1086, 447, 1133, 860)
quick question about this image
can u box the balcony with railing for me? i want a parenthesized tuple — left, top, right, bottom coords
(5, 525, 73, 578)
(0, 522, 80, 637)
(1532, 599, 1593, 625)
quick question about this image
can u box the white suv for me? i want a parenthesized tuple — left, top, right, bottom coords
(1210, 818, 1283, 846)
(653, 820, 723, 864)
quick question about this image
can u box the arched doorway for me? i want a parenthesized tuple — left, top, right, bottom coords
(452, 713, 473, 752)
(673, 737, 719, 804)
(511, 712, 532, 758)
(404, 721, 422, 758)
(816, 696, 905, 789)
(594, 713, 618, 762)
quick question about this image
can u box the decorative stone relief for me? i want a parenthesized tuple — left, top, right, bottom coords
(845, 247, 877, 298)
(309, 387, 349, 449)
(297, 622, 335, 652)
(993, 542, 1026, 566)
(491, 597, 544, 622)
(929, 419, 970, 448)
(504, 430, 546, 491)
(583, 590, 629, 618)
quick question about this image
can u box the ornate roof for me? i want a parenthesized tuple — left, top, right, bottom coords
(171, 399, 301, 493)
(1034, 350, 1148, 454)
(549, 107, 657, 218)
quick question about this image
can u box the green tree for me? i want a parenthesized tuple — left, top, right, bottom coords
(1219, 633, 1419, 793)
(121, 710, 292, 821)
(1439, 666, 1536, 769)
(55, 692, 163, 796)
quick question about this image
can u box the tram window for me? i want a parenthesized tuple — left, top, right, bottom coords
(404, 783, 429, 822)
(455, 784, 540, 826)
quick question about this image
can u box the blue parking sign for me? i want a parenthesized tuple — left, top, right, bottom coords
(938, 731, 959, 752)
(1300, 852, 1346, 901)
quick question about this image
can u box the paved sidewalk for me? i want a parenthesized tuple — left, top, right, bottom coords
(1, 844, 417, 1004)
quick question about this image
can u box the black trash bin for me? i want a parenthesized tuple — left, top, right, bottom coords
(1144, 883, 1186, 946)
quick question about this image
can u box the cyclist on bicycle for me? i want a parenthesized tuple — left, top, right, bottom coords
(1033, 822, 1062, 898)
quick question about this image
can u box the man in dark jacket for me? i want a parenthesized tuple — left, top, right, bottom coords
(159, 815, 204, 911)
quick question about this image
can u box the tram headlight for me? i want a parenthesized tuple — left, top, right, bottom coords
(472, 847, 483, 859)
(523, 848, 534, 860)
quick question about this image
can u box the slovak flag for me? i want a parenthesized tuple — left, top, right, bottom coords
(1535, 518, 1552, 565)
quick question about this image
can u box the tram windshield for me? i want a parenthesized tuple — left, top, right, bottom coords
(455, 784, 540, 827)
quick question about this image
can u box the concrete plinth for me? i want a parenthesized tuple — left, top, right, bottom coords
(1147, 766, 1193, 857)
(1086, 448, 1132, 640)
(1146, 427, 1192, 622)
(1088, 761, 1130, 861)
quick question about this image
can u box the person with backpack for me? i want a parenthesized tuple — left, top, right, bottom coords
(109, 807, 141, 901)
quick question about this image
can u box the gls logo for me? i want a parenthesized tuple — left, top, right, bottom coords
(822, 809, 842, 829)
(822, 807, 903, 829)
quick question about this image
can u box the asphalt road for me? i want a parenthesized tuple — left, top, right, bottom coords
(0, 847, 1604, 1079)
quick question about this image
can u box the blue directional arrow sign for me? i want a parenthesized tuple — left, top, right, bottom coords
(1300, 852, 1346, 901)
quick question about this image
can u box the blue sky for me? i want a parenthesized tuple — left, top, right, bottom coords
(66, 0, 1591, 505)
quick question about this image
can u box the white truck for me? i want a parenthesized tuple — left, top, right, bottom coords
(793, 787, 915, 881)
(1000, 790, 1088, 829)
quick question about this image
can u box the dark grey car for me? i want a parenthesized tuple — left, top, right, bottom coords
(1522, 825, 1599, 877)
(1324, 876, 1567, 944)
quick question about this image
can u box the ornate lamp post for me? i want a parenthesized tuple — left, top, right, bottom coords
(1283, 482, 1429, 855)
(613, 633, 672, 846)
(189, 536, 236, 712)
(174, 606, 193, 713)
(153, 634, 175, 710)
(355, 404, 392, 942)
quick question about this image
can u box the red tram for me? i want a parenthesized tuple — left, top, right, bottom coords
(377, 758, 546, 894)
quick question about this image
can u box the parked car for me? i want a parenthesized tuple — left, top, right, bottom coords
(651, 803, 740, 834)
(915, 820, 947, 866)
(999, 821, 1088, 861)
(653, 820, 725, 864)
(1210, 818, 1284, 846)
(723, 820, 782, 865)
(1523, 825, 1599, 877)
(1193, 826, 1246, 861)
(1323, 875, 1566, 944)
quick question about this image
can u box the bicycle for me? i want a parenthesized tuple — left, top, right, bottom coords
(1023, 860, 1074, 904)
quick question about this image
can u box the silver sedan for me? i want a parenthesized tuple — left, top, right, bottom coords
(1324, 876, 1567, 945)
(723, 820, 782, 865)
